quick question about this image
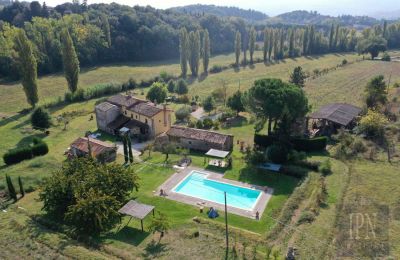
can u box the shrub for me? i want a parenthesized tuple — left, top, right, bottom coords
(177, 94, 190, 104)
(342, 59, 348, 65)
(295, 160, 320, 171)
(381, 52, 391, 61)
(31, 142, 49, 156)
(359, 109, 389, 138)
(209, 64, 223, 73)
(290, 137, 328, 152)
(297, 210, 315, 225)
(3, 147, 33, 165)
(245, 150, 266, 165)
(195, 120, 203, 129)
(175, 105, 192, 122)
(31, 107, 51, 130)
(394, 82, 400, 88)
(64, 88, 85, 102)
(319, 159, 332, 176)
(288, 150, 307, 163)
(202, 118, 214, 129)
(176, 79, 188, 95)
(213, 121, 220, 130)
(167, 79, 175, 93)
(266, 144, 288, 164)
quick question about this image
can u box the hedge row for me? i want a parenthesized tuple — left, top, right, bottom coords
(254, 134, 328, 152)
(3, 138, 49, 165)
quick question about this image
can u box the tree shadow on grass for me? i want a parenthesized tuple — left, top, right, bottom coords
(0, 111, 29, 128)
(142, 239, 168, 259)
(198, 72, 208, 82)
(105, 225, 150, 246)
(15, 133, 47, 147)
(236, 166, 300, 196)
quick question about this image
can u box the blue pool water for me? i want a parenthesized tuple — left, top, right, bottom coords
(174, 171, 261, 210)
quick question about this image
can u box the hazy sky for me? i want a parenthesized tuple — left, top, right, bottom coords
(33, 0, 399, 16)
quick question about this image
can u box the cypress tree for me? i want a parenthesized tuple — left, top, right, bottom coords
(18, 176, 25, 197)
(329, 23, 335, 51)
(14, 29, 39, 108)
(188, 30, 200, 76)
(268, 29, 273, 61)
(127, 136, 134, 164)
(61, 28, 80, 93)
(263, 29, 268, 62)
(179, 28, 189, 77)
(6, 175, 17, 201)
(123, 136, 128, 164)
(302, 27, 309, 55)
(202, 29, 210, 73)
(100, 14, 111, 48)
(249, 27, 256, 64)
(234, 31, 241, 66)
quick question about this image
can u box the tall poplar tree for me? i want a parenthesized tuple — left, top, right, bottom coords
(100, 14, 111, 48)
(302, 27, 309, 55)
(263, 28, 268, 62)
(334, 24, 339, 51)
(179, 27, 189, 77)
(61, 28, 79, 93)
(188, 30, 200, 76)
(308, 25, 315, 54)
(234, 30, 241, 66)
(268, 29, 273, 61)
(202, 29, 210, 73)
(288, 29, 295, 57)
(249, 27, 256, 64)
(273, 30, 279, 60)
(242, 30, 248, 65)
(14, 29, 39, 108)
(329, 23, 335, 51)
(279, 29, 285, 59)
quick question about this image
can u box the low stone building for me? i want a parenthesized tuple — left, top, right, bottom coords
(163, 126, 234, 152)
(68, 137, 117, 163)
(95, 94, 173, 139)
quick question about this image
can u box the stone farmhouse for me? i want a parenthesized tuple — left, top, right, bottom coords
(95, 94, 173, 139)
(68, 137, 117, 163)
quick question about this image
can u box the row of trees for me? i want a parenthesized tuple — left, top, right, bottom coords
(2, 2, 400, 81)
(179, 28, 210, 76)
(9, 24, 80, 107)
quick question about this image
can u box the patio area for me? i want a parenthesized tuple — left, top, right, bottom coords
(155, 167, 273, 219)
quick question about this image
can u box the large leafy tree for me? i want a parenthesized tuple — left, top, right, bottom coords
(14, 29, 39, 107)
(61, 28, 80, 93)
(365, 75, 387, 108)
(147, 82, 167, 104)
(357, 36, 387, 59)
(234, 31, 241, 66)
(202, 29, 210, 73)
(179, 27, 189, 77)
(203, 95, 215, 114)
(227, 90, 245, 116)
(40, 157, 139, 234)
(244, 78, 309, 135)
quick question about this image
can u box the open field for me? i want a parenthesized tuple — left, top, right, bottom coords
(0, 51, 361, 113)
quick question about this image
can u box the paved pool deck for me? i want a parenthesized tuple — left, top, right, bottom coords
(155, 167, 274, 219)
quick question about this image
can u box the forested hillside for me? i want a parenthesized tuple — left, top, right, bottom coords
(169, 4, 268, 21)
(267, 10, 380, 27)
(1, 2, 400, 81)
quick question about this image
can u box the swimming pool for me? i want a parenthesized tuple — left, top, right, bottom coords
(173, 171, 262, 211)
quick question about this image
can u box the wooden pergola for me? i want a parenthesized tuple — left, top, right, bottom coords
(118, 200, 155, 232)
(205, 149, 230, 168)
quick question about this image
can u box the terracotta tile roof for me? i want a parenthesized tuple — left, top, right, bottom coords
(167, 126, 233, 145)
(130, 102, 162, 117)
(107, 94, 145, 108)
(107, 94, 164, 118)
(309, 103, 362, 126)
(70, 137, 116, 157)
(96, 102, 117, 112)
